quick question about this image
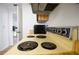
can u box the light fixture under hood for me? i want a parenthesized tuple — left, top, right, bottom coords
(31, 3, 59, 23)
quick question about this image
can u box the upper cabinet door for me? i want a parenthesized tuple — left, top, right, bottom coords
(37, 14, 48, 23)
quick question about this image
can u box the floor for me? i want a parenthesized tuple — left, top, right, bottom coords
(0, 46, 12, 55)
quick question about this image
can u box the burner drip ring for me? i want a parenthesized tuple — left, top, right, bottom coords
(41, 42, 57, 50)
(17, 41, 38, 51)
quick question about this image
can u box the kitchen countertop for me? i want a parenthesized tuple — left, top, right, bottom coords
(5, 32, 73, 55)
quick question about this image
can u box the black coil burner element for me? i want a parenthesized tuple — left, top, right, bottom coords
(41, 42, 57, 50)
(36, 35, 46, 38)
(17, 41, 38, 51)
(27, 35, 35, 38)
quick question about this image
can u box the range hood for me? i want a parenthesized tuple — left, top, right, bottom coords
(31, 3, 59, 15)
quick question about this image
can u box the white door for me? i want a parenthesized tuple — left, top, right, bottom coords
(13, 4, 23, 45)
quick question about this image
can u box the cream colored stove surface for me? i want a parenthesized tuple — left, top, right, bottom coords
(5, 32, 73, 55)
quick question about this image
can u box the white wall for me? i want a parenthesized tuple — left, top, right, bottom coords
(0, 5, 3, 49)
(0, 4, 10, 51)
(0, 4, 14, 51)
(22, 4, 37, 37)
(46, 4, 79, 27)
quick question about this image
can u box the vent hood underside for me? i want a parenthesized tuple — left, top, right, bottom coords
(31, 3, 59, 15)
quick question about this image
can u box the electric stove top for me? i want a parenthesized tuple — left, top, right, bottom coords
(27, 35, 35, 38)
(17, 41, 38, 51)
(36, 35, 46, 38)
(41, 42, 57, 50)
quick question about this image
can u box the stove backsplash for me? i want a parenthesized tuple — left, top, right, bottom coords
(46, 27, 72, 39)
